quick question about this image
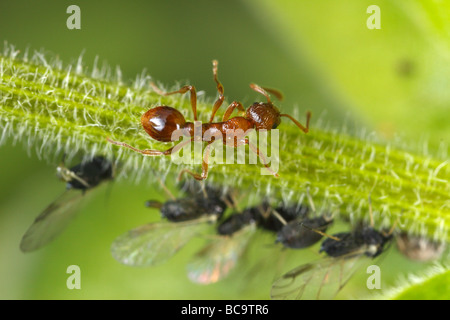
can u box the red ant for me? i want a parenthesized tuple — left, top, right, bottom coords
(107, 60, 311, 180)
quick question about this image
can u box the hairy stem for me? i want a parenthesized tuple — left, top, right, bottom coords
(0, 44, 449, 241)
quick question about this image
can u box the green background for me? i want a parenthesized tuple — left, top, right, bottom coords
(0, 0, 448, 299)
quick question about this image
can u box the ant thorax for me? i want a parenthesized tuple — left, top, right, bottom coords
(246, 102, 281, 130)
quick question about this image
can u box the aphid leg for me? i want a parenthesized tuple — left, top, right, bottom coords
(150, 82, 198, 121)
(280, 111, 311, 134)
(106, 137, 192, 156)
(177, 141, 213, 181)
(249, 83, 284, 102)
(223, 189, 249, 213)
(245, 138, 280, 178)
(221, 191, 241, 212)
(222, 196, 237, 212)
(222, 101, 246, 122)
(300, 223, 341, 241)
(209, 60, 225, 123)
(271, 209, 288, 226)
(156, 177, 176, 200)
(251, 201, 270, 219)
(317, 264, 334, 299)
(383, 218, 399, 237)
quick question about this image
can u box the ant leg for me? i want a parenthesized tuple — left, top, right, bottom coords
(249, 83, 284, 103)
(280, 111, 311, 134)
(107, 137, 192, 156)
(177, 142, 213, 181)
(150, 82, 198, 121)
(209, 60, 225, 123)
(222, 193, 240, 212)
(245, 138, 279, 178)
(222, 101, 246, 121)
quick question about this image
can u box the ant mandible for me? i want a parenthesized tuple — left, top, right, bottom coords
(107, 60, 311, 181)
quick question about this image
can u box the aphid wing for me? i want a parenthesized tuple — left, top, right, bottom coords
(271, 252, 369, 300)
(187, 224, 256, 285)
(111, 216, 215, 267)
(20, 190, 86, 252)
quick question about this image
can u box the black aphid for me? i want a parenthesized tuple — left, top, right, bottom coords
(20, 155, 114, 252)
(271, 195, 396, 300)
(320, 227, 392, 258)
(111, 182, 231, 267)
(277, 216, 333, 249)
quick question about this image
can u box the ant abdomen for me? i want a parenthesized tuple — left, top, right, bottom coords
(141, 106, 187, 142)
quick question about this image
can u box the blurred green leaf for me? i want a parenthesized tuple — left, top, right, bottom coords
(244, 0, 450, 150)
(383, 264, 450, 300)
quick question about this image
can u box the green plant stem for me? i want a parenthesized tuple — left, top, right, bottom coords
(0, 47, 449, 241)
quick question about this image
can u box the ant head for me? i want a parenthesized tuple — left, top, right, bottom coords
(141, 106, 186, 142)
(246, 102, 282, 130)
(247, 83, 310, 133)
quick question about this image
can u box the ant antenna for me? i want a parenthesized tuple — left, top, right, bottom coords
(300, 222, 341, 242)
(249, 83, 284, 103)
(149, 81, 166, 96)
(280, 111, 311, 134)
